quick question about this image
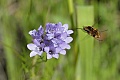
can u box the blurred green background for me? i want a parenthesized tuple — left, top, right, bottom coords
(0, 0, 120, 80)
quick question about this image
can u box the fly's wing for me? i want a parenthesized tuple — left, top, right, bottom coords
(95, 31, 107, 41)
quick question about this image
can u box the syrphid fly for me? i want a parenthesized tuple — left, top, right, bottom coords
(76, 25, 107, 41)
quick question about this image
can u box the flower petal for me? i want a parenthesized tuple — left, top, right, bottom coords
(60, 50, 66, 55)
(67, 30, 73, 34)
(66, 45, 71, 49)
(27, 43, 37, 50)
(37, 51, 43, 56)
(63, 24, 68, 31)
(33, 39, 40, 46)
(47, 53, 52, 59)
(38, 25, 42, 30)
(56, 47, 62, 53)
(46, 34, 54, 40)
(30, 51, 38, 57)
(44, 47, 49, 53)
(59, 42, 70, 49)
(29, 29, 36, 35)
(64, 37, 73, 43)
(61, 32, 67, 40)
(53, 54, 59, 59)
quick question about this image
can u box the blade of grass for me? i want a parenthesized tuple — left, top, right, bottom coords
(1, 1, 22, 79)
(2, 16, 21, 80)
(75, 6, 94, 80)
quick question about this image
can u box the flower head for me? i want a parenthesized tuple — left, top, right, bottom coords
(27, 22, 73, 60)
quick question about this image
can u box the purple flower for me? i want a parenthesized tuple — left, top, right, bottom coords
(27, 43, 43, 57)
(27, 22, 73, 60)
(29, 25, 44, 40)
(44, 46, 59, 59)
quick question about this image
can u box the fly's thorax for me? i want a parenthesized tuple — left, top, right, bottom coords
(83, 26, 93, 30)
(83, 26, 93, 33)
